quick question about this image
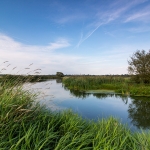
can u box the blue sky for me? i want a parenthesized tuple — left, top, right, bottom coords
(0, 0, 150, 75)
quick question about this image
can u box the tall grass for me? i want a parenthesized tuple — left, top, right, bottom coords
(63, 76, 150, 96)
(63, 76, 127, 90)
(0, 76, 150, 149)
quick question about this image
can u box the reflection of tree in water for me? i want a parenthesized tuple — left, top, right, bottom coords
(62, 85, 91, 99)
(115, 94, 128, 104)
(128, 96, 150, 129)
(93, 94, 128, 104)
(69, 89, 91, 99)
(56, 79, 62, 83)
(62, 85, 69, 91)
(93, 93, 114, 99)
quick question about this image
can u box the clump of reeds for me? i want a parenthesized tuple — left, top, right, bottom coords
(63, 76, 150, 96)
(63, 76, 126, 90)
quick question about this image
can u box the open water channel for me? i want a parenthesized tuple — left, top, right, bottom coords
(27, 79, 150, 132)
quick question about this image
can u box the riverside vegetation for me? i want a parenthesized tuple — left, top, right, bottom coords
(63, 76, 150, 96)
(0, 75, 150, 149)
(0, 74, 62, 83)
(63, 50, 150, 97)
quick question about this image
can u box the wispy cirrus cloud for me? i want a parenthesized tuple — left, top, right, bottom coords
(56, 14, 86, 24)
(76, 23, 103, 48)
(76, 0, 148, 47)
(128, 26, 150, 33)
(124, 5, 150, 23)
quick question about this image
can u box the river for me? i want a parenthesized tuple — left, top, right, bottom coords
(26, 79, 150, 132)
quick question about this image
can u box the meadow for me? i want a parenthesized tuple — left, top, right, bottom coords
(0, 76, 150, 149)
(63, 76, 150, 96)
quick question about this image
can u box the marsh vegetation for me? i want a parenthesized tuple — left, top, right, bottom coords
(0, 77, 150, 149)
(63, 76, 150, 96)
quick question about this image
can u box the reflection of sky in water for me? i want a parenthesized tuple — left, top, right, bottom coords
(24, 79, 150, 132)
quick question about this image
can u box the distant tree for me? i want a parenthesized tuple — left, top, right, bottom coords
(56, 72, 64, 77)
(128, 50, 150, 83)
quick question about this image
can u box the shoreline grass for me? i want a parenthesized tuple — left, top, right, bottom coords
(1, 78, 150, 149)
(63, 76, 150, 96)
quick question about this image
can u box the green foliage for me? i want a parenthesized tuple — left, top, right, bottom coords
(128, 50, 150, 83)
(56, 72, 64, 77)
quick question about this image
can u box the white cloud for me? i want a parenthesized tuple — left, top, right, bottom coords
(47, 38, 70, 51)
(0, 33, 81, 74)
(0, 34, 70, 52)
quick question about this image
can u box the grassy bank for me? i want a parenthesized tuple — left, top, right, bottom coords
(0, 74, 61, 83)
(0, 79, 150, 149)
(63, 76, 150, 96)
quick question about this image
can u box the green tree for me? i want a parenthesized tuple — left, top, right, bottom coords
(128, 50, 150, 83)
(56, 72, 64, 77)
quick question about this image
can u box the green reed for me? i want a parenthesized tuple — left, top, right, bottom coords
(63, 76, 126, 89)
(63, 76, 150, 96)
(0, 76, 150, 149)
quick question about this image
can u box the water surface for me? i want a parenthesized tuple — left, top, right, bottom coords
(28, 79, 150, 132)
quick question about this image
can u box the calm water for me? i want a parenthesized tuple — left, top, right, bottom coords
(27, 79, 150, 132)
